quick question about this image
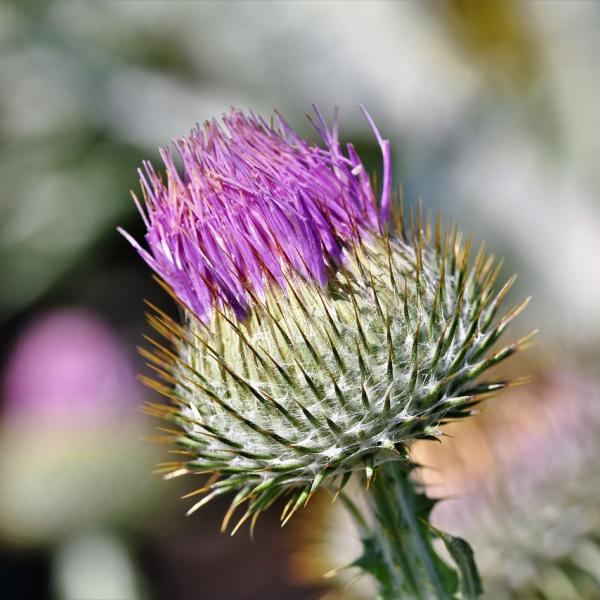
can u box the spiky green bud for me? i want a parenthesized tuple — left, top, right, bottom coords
(142, 213, 528, 530)
(122, 108, 529, 544)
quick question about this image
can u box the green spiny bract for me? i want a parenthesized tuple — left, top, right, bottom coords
(142, 212, 530, 532)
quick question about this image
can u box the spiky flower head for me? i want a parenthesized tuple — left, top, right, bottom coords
(121, 107, 528, 530)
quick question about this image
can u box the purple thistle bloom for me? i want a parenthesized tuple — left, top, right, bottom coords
(123, 106, 528, 568)
(119, 107, 391, 320)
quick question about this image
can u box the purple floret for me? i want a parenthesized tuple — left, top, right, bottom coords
(119, 107, 391, 321)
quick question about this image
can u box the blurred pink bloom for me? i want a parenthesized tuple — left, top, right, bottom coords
(2, 308, 141, 428)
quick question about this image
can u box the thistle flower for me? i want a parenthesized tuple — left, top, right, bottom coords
(0, 309, 157, 546)
(119, 108, 389, 322)
(121, 107, 528, 535)
(3, 309, 139, 428)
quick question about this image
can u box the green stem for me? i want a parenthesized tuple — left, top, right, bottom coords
(349, 461, 480, 599)
(386, 465, 449, 599)
(370, 468, 423, 597)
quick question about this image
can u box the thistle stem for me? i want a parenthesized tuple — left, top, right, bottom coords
(353, 462, 468, 599)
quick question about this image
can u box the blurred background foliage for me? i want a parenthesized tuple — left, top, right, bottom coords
(1, 1, 599, 599)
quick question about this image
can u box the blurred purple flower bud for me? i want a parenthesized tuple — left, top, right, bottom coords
(2, 308, 140, 429)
